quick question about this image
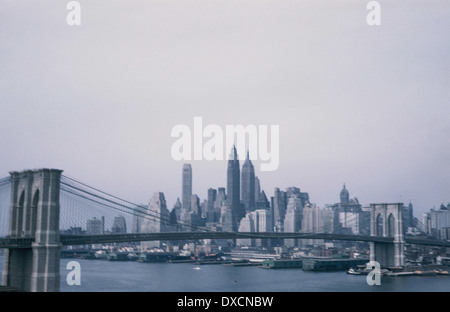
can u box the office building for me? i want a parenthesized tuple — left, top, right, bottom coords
(283, 196, 303, 247)
(241, 151, 255, 214)
(182, 164, 192, 211)
(227, 146, 242, 231)
(111, 215, 127, 234)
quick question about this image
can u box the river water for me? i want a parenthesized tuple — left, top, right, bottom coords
(59, 258, 449, 292)
(1, 256, 449, 292)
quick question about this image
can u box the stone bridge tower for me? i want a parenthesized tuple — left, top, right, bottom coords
(1, 169, 63, 292)
(370, 203, 405, 268)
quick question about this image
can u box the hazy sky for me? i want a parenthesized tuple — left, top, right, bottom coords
(0, 0, 449, 216)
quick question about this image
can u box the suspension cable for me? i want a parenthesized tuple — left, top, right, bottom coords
(59, 175, 212, 232)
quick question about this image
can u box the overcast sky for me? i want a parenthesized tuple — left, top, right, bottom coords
(0, 0, 449, 217)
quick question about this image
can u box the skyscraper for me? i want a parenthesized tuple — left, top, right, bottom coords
(142, 192, 170, 233)
(272, 188, 287, 232)
(237, 209, 272, 247)
(237, 212, 255, 246)
(255, 190, 270, 210)
(190, 194, 201, 215)
(86, 217, 104, 235)
(227, 146, 242, 232)
(302, 203, 323, 245)
(132, 204, 147, 233)
(214, 187, 227, 223)
(284, 196, 303, 247)
(254, 176, 261, 202)
(170, 198, 182, 226)
(111, 215, 127, 234)
(241, 151, 255, 215)
(182, 164, 192, 211)
(141, 192, 170, 249)
(340, 183, 350, 204)
(331, 184, 363, 234)
(286, 186, 310, 207)
(207, 188, 217, 223)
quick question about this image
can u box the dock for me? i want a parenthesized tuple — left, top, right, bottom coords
(259, 259, 303, 269)
(302, 257, 369, 271)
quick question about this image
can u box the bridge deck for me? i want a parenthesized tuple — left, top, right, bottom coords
(1, 232, 448, 248)
(59, 232, 395, 245)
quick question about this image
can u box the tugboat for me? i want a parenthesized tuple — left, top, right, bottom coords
(436, 269, 449, 275)
(347, 265, 371, 275)
(347, 267, 364, 275)
(94, 250, 107, 259)
(347, 265, 389, 275)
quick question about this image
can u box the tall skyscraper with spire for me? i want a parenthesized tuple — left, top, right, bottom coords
(241, 151, 255, 215)
(182, 164, 192, 211)
(227, 146, 242, 232)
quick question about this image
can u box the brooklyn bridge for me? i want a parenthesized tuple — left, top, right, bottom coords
(0, 169, 448, 291)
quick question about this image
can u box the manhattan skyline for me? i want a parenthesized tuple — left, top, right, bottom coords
(0, 1, 449, 217)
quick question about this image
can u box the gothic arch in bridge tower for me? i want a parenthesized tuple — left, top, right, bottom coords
(30, 189, 39, 237)
(369, 203, 405, 268)
(14, 190, 25, 236)
(376, 213, 383, 236)
(1, 169, 63, 292)
(387, 213, 395, 238)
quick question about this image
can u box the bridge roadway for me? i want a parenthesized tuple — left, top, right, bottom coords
(1, 232, 449, 248)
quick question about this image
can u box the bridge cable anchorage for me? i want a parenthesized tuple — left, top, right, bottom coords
(60, 175, 214, 234)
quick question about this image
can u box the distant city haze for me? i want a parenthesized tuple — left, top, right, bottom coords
(0, 1, 449, 217)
